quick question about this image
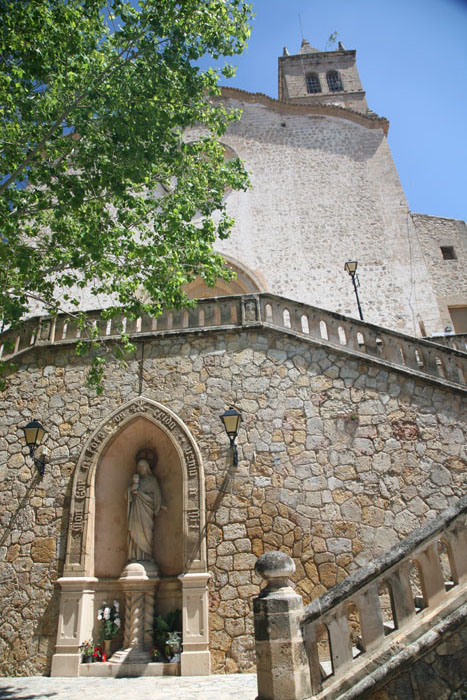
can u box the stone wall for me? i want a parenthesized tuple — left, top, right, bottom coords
(411, 213, 467, 332)
(0, 327, 465, 675)
(212, 95, 443, 336)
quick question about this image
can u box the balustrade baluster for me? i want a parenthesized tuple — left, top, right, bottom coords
(219, 302, 232, 325)
(170, 309, 183, 329)
(203, 304, 215, 326)
(291, 307, 302, 332)
(355, 583, 385, 652)
(140, 313, 153, 333)
(303, 622, 323, 695)
(326, 321, 341, 345)
(422, 350, 439, 376)
(271, 303, 284, 327)
(413, 541, 446, 607)
(385, 561, 416, 627)
(327, 606, 353, 673)
(444, 526, 467, 584)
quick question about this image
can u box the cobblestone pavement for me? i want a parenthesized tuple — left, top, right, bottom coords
(0, 674, 258, 700)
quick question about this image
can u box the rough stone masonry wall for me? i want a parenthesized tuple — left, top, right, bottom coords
(411, 213, 467, 331)
(411, 214, 467, 300)
(0, 328, 466, 675)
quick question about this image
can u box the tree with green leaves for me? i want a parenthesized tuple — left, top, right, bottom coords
(0, 0, 252, 388)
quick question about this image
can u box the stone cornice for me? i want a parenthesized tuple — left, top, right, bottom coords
(278, 48, 356, 62)
(219, 86, 389, 135)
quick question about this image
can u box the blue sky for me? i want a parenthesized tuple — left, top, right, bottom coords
(215, 0, 467, 221)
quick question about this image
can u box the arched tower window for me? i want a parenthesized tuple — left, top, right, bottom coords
(327, 70, 343, 92)
(306, 72, 321, 94)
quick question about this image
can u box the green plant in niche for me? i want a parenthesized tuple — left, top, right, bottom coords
(153, 609, 182, 661)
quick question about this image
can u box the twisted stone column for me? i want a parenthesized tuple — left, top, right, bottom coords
(143, 590, 155, 650)
(116, 561, 160, 664)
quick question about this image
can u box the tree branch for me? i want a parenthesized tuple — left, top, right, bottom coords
(0, 33, 165, 194)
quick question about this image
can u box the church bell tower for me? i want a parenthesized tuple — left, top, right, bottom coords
(278, 38, 369, 114)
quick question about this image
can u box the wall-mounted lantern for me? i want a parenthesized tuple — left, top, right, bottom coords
(219, 406, 241, 467)
(22, 419, 47, 476)
(344, 260, 364, 321)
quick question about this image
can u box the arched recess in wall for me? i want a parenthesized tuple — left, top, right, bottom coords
(64, 396, 206, 577)
(183, 254, 266, 299)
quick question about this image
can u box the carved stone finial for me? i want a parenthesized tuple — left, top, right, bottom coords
(255, 551, 295, 588)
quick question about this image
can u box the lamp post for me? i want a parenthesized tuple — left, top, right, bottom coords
(344, 260, 364, 321)
(219, 406, 242, 466)
(22, 419, 47, 476)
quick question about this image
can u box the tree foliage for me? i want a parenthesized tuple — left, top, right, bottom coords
(0, 0, 252, 387)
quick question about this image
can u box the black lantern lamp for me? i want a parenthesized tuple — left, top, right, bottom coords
(23, 419, 47, 476)
(344, 260, 364, 321)
(219, 406, 241, 466)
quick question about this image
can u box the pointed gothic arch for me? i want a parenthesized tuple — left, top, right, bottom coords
(64, 396, 206, 576)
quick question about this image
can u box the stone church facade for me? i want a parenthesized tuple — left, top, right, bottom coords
(0, 42, 465, 678)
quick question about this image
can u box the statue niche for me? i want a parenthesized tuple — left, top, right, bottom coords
(53, 400, 210, 677)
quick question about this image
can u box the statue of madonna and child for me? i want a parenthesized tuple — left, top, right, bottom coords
(125, 448, 163, 575)
(116, 448, 164, 660)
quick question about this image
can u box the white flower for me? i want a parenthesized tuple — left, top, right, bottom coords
(97, 612, 102, 620)
(113, 600, 119, 611)
(104, 607, 111, 620)
(115, 618, 121, 628)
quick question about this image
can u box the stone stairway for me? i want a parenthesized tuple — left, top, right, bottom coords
(253, 495, 467, 700)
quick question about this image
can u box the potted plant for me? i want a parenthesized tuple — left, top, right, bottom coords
(79, 640, 94, 663)
(153, 609, 182, 662)
(166, 631, 182, 662)
(97, 600, 121, 658)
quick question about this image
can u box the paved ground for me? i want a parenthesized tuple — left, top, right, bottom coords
(0, 674, 258, 700)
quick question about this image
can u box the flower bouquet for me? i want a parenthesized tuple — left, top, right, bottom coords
(97, 600, 121, 659)
(97, 600, 121, 641)
(79, 640, 94, 663)
(92, 644, 103, 662)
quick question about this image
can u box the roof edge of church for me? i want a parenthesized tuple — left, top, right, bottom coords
(280, 48, 357, 61)
(219, 86, 389, 135)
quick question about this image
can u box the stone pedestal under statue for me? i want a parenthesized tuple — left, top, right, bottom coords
(110, 560, 160, 665)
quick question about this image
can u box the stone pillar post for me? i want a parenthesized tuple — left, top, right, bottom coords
(178, 572, 211, 676)
(50, 576, 98, 677)
(253, 551, 311, 700)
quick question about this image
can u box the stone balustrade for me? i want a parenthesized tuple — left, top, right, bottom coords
(1, 294, 466, 388)
(427, 333, 467, 353)
(253, 495, 467, 700)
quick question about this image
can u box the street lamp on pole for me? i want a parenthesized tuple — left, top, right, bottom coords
(344, 260, 364, 321)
